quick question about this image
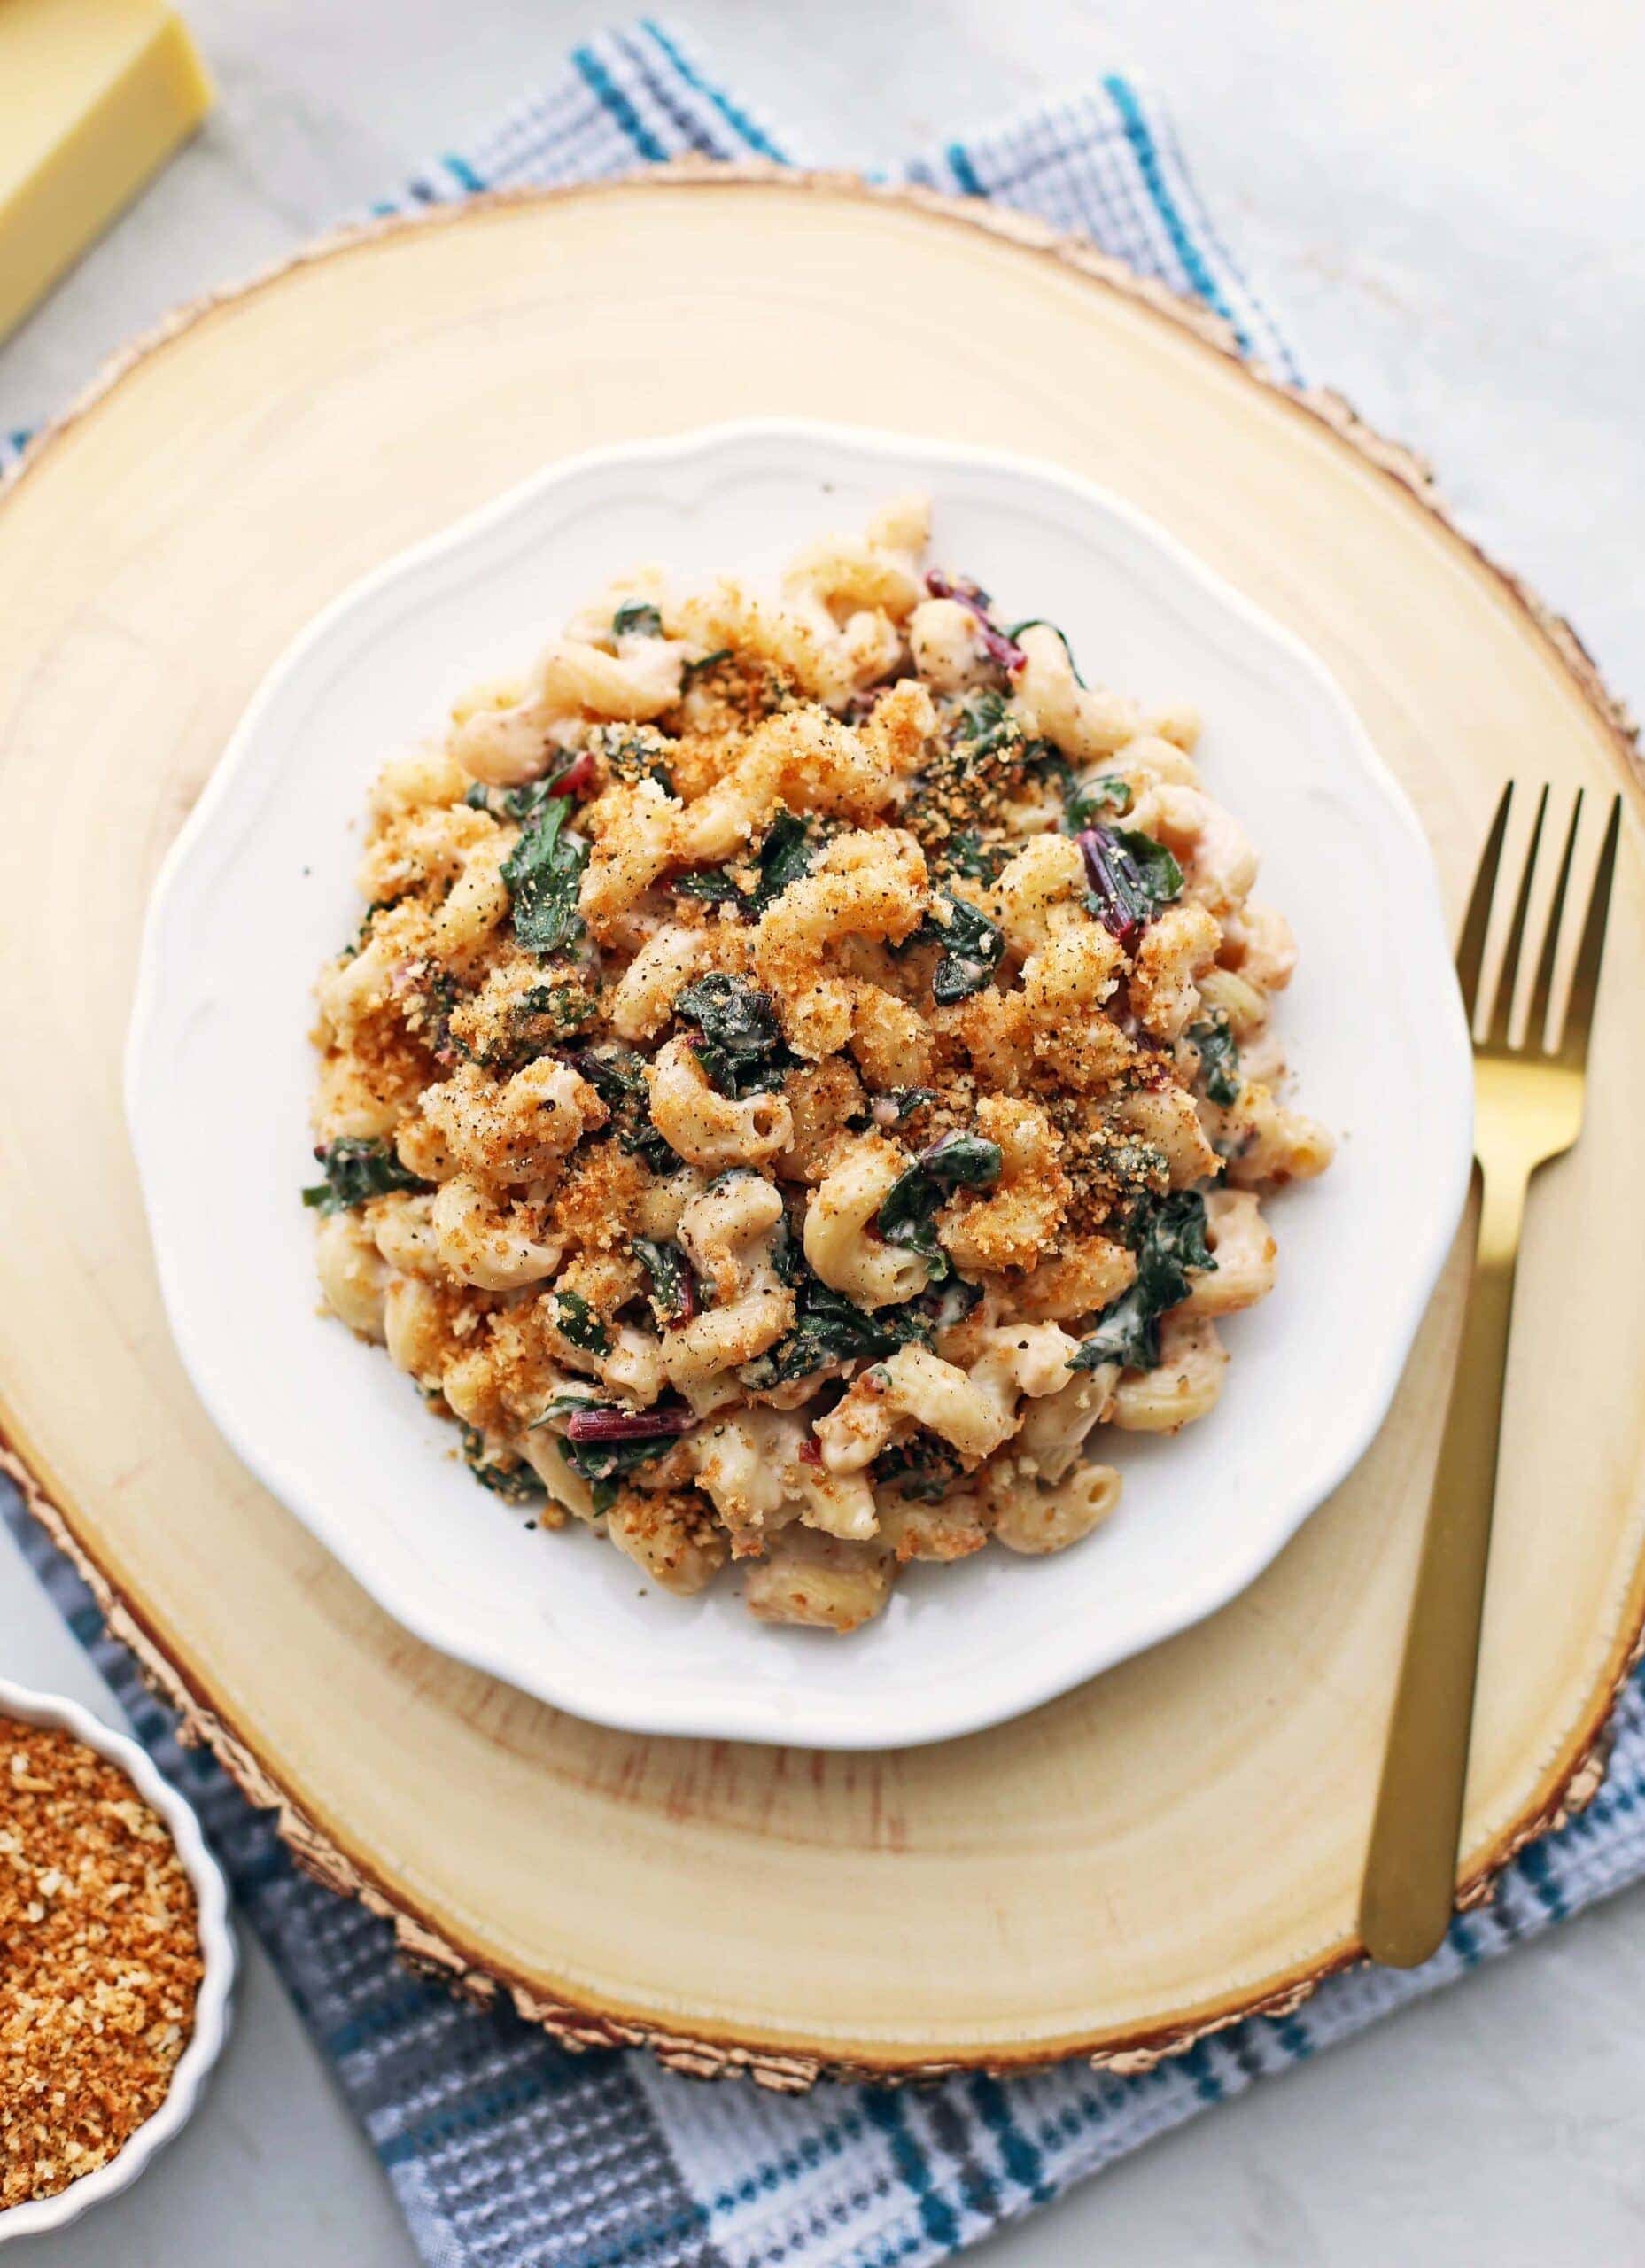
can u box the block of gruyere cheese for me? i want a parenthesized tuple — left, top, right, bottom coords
(0, 0, 213, 343)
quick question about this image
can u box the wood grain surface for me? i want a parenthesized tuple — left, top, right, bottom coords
(0, 167, 1640, 2086)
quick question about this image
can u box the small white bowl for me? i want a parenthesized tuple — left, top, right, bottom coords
(0, 1679, 236, 2245)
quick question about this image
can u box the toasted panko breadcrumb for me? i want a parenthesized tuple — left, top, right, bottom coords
(1, 1723, 203, 2210)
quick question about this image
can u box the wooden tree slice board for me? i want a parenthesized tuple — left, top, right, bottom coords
(1, 168, 1641, 2087)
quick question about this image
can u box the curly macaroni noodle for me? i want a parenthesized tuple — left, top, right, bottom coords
(306, 500, 1333, 1631)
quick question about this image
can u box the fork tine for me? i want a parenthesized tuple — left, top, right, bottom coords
(1485, 785, 1548, 1046)
(1525, 791, 1583, 1050)
(1455, 782, 1513, 1023)
(1558, 794, 1622, 1068)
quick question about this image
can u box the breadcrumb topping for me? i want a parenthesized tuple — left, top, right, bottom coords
(1, 1721, 203, 2210)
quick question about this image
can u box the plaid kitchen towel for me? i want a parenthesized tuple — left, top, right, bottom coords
(4, 19, 1641, 2267)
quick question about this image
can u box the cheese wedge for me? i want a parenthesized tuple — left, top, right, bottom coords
(0, 0, 213, 343)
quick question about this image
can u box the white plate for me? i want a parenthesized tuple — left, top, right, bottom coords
(126, 420, 1472, 1751)
(0, 1680, 235, 2245)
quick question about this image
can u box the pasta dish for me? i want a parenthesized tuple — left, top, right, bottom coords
(304, 499, 1331, 1631)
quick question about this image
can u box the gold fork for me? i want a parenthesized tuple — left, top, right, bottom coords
(1359, 781, 1623, 1969)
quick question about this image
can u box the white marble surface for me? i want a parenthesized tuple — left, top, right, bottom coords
(4, 3, 1643, 2261)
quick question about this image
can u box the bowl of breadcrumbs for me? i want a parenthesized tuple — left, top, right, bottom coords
(0, 1678, 234, 2242)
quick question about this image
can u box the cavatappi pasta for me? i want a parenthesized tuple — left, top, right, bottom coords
(305, 500, 1332, 1632)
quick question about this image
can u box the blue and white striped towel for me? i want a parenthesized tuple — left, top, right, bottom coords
(6, 21, 1643, 2267)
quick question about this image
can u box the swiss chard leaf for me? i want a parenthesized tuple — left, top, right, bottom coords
(875, 1132, 1004, 1281)
(346, 897, 403, 956)
(1072, 1190, 1216, 1372)
(921, 1273, 983, 1330)
(1070, 1283, 1159, 1372)
(746, 809, 815, 914)
(769, 1211, 806, 1288)
(936, 830, 1010, 883)
(1076, 824, 1183, 950)
(500, 794, 587, 956)
(520, 980, 596, 1032)
(673, 972, 792, 1100)
(302, 1138, 431, 1214)
(465, 760, 594, 821)
(565, 1432, 674, 1514)
(743, 1215, 984, 1390)
(634, 1237, 695, 1325)
(679, 646, 733, 687)
(612, 600, 663, 637)
(552, 1290, 611, 1356)
(1062, 1132, 1172, 1247)
(921, 889, 1005, 1005)
(467, 779, 536, 820)
(570, 1045, 679, 1173)
(872, 1431, 966, 1503)
(672, 807, 815, 919)
(1022, 741, 1076, 802)
(740, 1271, 930, 1391)
(1062, 773, 1132, 831)
(1005, 616, 1087, 686)
(1188, 1012, 1242, 1107)
(477, 980, 596, 1073)
(672, 866, 742, 904)
(537, 1395, 696, 1512)
(460, 1427, 546, 1504)
(951, 687, 1024, 764)
(416, 970, 469, 1067)
(534, 1388, 600, 1424)
(871, 1086, 938, 1129)
(1116, 827, 1183, 908)
(904, 692, 1034, 851)
(804, 1282, 928, 1361)
(586, 724, 675, 794)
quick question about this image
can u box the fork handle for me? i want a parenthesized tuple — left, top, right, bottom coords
(1359, 1162, 1528, 1968)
